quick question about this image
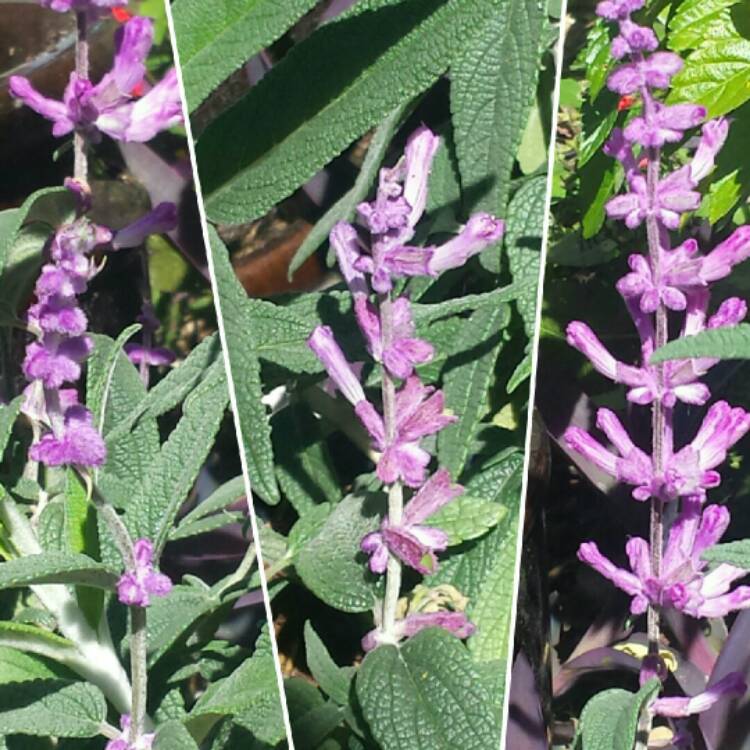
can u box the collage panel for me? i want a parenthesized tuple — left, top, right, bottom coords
(167, 0, 562, 748)
(0, 3, 285, 750)
(521, 0, 750, 748)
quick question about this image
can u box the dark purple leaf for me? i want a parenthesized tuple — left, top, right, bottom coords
(505, 652, 547, 750)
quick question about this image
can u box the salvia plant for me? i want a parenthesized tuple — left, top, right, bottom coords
(0, 3, 284, 750)
(534, 0, 750, 747)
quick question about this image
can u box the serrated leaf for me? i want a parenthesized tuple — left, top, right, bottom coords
(198, 0, 502, 223)
(289, 102, 408, 278)
(651, 323, 750, 362)
(208, 226, 279, 502)
(703, 539, 750, 568)
(356, 627, 501, 750)
(0, 680, 106, 738)
(437, 303, 508, 477)
(0, 646, 71, 684)
(580, 680, 660, 750)
(429, 495, 506, 545)
(584, 19, 615, 101)
(304, 622, 352, 706)
(506, 176, 545, 334)
(154, 719, 199, 750)
(697, 169, 743, 223)
(0, 553, 118, 590)
(668, 0, 740, 51)
(128, 361, 228, 553)
(668, 29, 750, 117)
(172, 0, 320, 112)
(296, 491, 384, 613)
(451, 0, 545, 220)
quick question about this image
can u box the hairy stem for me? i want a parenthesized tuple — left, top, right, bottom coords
(74, 11, 89, 184)
(379, 292, 403, 636)
(129, 606, 148, 743)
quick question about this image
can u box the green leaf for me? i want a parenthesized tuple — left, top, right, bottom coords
(198, 0, 502, 223)
(650, 323, 750, 362)
(697, 169, 743, 223)
(64, 471, 103, 630)
(356, 627, 501, 750)
(0, 397, 22, 460)
(171, 0, 320, 112)
(579, 92, 618, 168)
(668, 9, 750, 118)
(207, 227, 279, 502)
(173, 476, 246, 529)
(505, 176, 546, 334)
(0, 646, 71, 685)
(0, 680, 106, 738)
(583, 19, 614, 101)
(579, 679, 660, 750)
(703, 539, 750, 568)
(304, 622, 352, 705)
(153, 720, 200, 750)
(288, 102, 409, 278)
(451, 0, 545, 217)
(104, 333, 222, 446)
(668, 0, 741, 52)
(291, 701, 344, 750)
(437, 303, 509, 477)
(429, 495, 506, 546)
(168, 511, 245, 541)
(0, 553, 118, 590)
(128, 361, 228, 553)
(190, 653, 285, 745)
(295, 491, 384, 613)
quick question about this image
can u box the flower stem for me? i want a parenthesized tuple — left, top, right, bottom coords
(74, 11, 89, 184)
(129, 606, 148, 744)
(379, 291, 403, 636)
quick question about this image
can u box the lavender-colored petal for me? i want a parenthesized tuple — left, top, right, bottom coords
(653, 672, 747, 717)
(381, 525, 438, 574)
(9, 76, 72, 133)
(308, 326, 366, 407)
(112, 202, 178, 249)
(133, 538, 154, 568)
(691, 118, 729, 183)
(428, 213, 504, 274)
(402, 126, 440, 231)
(401, 610, 476, 640)
(361, 531, 388, 574)
(578, 541, 644, 599)
(402, 467, 463, 525)
(331, 221, 368, 297)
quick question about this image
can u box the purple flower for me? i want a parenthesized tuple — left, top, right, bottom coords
(354, 296, 434, 379)
(112, 202, 178, 249)
(611, 20, 658, 59)
(124, 344, 176, 367)
(116, 539, 172, 607)
(308, 325, 367, 406)
(652, 672, 747, 717)
(9, 18, 182, 143)
(330, 221, 368, 298)
(361, 610, 475, 652)
(427, 213, 505, 275)
(355, 243, 433, 295)
(579, 504, 750, 618)
(357, 377, 457, 488)
(607, 52, 683, 95)
(361, 469, 463, 574)
(624, 103, 706, 148)
(691, 118, 729, 182)
(30, 403, 106, 467)
(105, 715, 154, 750)
(596, 0, 643, 20)
(665, 401, 750, 501)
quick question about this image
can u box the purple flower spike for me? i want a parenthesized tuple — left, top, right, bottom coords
(355, 296, 434, 379)
(361, 610, 475, 652)
(611, 20, 658, 59)
(361, 469, 463, 574)
(112, 202, 178, 249)
(116, 539, 172, 608)
(579, 504, 750, 618)
(30, 403, 106, 467)
(330, 221, 368, 298)
(105, 715, 155, 750)
(428, 213, 505, 275)
(401, 125, 441, 233)
(652, 672, 746, 717)
(607, 52, 683, 95)
(10, 18, 182, 143)
(596, 0, 643, 20)
(691, 118, 729, 182)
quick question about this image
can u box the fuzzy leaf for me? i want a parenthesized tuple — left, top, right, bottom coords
(505, 176, 546, 334)
(172, 0, 320, 112)
(668, 0, 741, 52)
(0, 646, 71, 685)
(430, 495, 506, 546)
(356, 627, 501, 750)
(198, 0, 502, 223)
(0, 680, 106, 738)
(0, 553, 118, 590)
(128, 361, 228, 553)
(295, 491, 384, 613)
(208, 227, 280, 502)
(579, 680, 660, 750)
(153, 720, 200, 750)
(437, 303, 509, 477)
(174, 476, 246, 527)
(703, 540, 750, 568)
(451, 0, 545, 219)
(651, 323, 750, 362)
(304, 622, 352, 706)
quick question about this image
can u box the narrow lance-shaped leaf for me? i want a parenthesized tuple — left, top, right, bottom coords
(0, 552, 118, 590)
(651, 324, 750, 362)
